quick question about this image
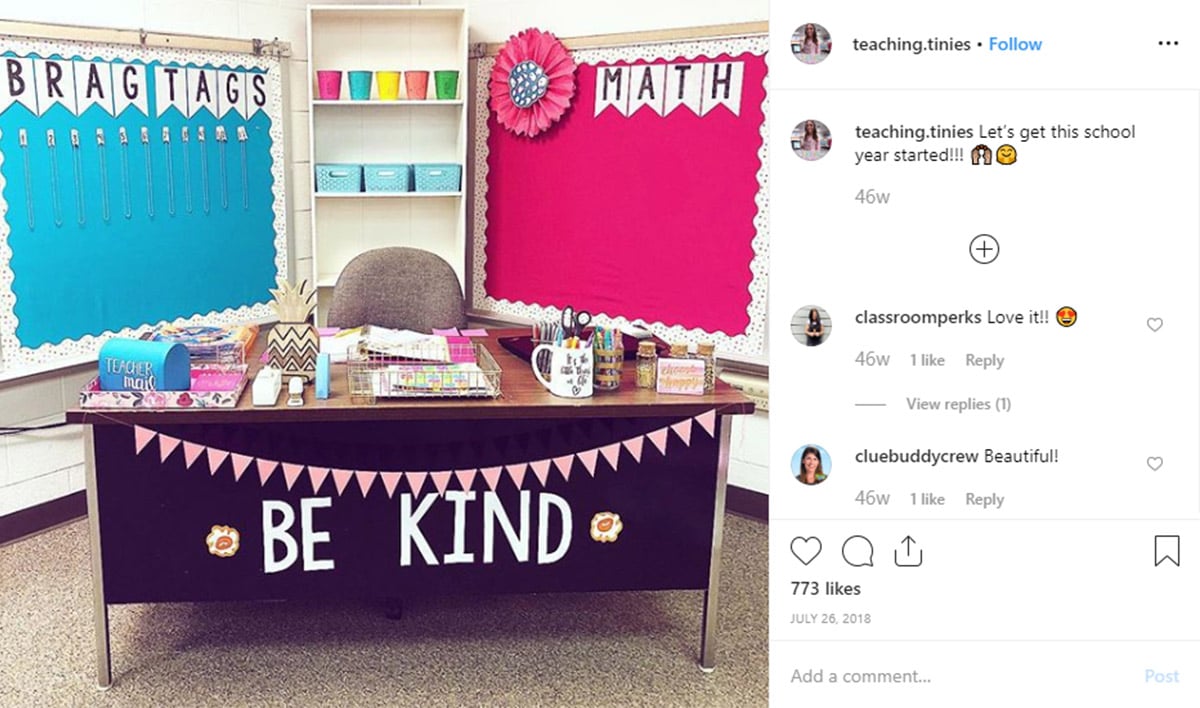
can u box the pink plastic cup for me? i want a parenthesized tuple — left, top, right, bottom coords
(316, 70, 342, 100)
(404, 70, 429, 100)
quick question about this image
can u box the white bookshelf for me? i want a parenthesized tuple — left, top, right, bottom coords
(306, 5, 469, 302)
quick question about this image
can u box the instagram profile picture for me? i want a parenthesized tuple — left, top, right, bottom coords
(791, 305, 831, 346)
(792, 120, 831, 161)
(793, 445, 830, 486)
(791, 23, 831, 64)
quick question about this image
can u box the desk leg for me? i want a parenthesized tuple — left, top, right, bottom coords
(84, 425, 112, 689)
(699, 418, 732, 672)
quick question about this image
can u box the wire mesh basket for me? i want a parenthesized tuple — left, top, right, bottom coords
(347, 341, 502, 403)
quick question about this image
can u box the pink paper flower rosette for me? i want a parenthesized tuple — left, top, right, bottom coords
(490, 28, 576, 138)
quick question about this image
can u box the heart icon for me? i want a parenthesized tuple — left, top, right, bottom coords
(1147, 318, 1163, 332)
(1147, 457, 1163, 471)
(790, 536, 822, 565)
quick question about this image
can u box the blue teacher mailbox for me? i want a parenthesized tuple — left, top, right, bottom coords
(98, 339, 191, 391)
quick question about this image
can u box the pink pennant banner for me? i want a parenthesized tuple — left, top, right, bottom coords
(207, 448, 230, 476)
(577, 449, 599, 476)
(182, 442, 206, 469)
(599, 443, 621, 471)
(331, 469, 354, 495)
(670, 420, 693, 447)
(454, 469, 477, 492)
(230, 453, 253, 481)
(309, 466, 330, 494)
(257, 459, 278, 486)
(282, 463, 304, 490)
(355, 470, 376, 497)
(430, 471, 452, 496)
(134, 426, 156, 454)
(158, 434, 181, 463)
(646, 428, 670, 455)
(407, 471, 428, 495)
(551, 455, 574, 482)
(530, 459, 551, 487)
(380, 472, 402, 498)
(127, 414, 714, 500)
(505, 463, 527, 489)
(622, 436, 644, 463)
(481, 466, 503, 491)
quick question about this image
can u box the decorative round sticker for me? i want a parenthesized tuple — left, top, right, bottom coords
(509, 60, 549, 108)
(490, 27, 576, 137)
(590, 512, 623, 543)
(206, 525, 241, 557)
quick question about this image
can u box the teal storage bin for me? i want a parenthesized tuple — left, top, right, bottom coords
(315, 164, 363, 192)
(414, 163, 462, 192)
(364, 164, 413, 192)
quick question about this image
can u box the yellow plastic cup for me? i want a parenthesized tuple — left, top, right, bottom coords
(376, 71, 401, 100)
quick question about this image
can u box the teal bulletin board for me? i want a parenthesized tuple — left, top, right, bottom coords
(0, 29, 286, 376)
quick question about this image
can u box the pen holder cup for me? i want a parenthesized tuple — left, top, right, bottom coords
(592, 342, 623, 391)
(348, 70, 372, 100)
(531, 342, 593, 398)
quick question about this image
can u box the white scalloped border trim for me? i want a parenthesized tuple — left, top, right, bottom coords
(472, 35, 768, 356)
(0, 35, 287, 371)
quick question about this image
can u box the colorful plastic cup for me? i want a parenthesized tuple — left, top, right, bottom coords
(348, 70, 373, 100)
(376, 71, 401, 100)
(434, 70, 459, 100)
(316, 70, 342, 100)
(404, 70, 429, 100)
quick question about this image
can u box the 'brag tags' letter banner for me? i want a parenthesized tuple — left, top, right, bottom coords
(0, 37, 286, 373)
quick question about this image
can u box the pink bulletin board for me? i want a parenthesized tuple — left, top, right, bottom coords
(471, 33, 768, 359)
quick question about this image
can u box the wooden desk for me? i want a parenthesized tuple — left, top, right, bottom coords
(67, 330, 753, 687)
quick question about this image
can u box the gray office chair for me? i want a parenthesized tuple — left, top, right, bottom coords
(326, 247, 467, 332)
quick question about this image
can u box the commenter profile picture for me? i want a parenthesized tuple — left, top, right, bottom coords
(792, 445, 830, 486)
(791, 23, 831, 64)
(791, 120, 831, 161)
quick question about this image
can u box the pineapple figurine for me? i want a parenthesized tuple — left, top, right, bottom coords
(265, 278, 320, 381)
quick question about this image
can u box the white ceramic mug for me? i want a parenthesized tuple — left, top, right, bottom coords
(532, 343, 593, 398)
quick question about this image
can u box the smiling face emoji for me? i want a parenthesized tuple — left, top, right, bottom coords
(1056, 307, 1077, 327)
(996, 144, 1017, 165)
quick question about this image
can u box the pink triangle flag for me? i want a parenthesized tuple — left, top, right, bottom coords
(530, 459, 551, 487)
(407, 471, 428, 495)
(206, 448, 230, 476)
(257, 459, 278, 486)
(282, 463, 305, 490)
(331, 469, 354, 496)
(454, 469, 477, 492)
(182, 442, 206, 469)
(134, 426, 157, 454)
(551, 455, 574, 482)
(430, 471, 452, 496)
(670, 420, 693, 447)
(622, 436, 644, 463)
(505, 463, 527, 490)
(696, 409, 716, 437)
(158, 434, 181, 463)
(481, 466, 503, 491)
(647, 428, 670, 455)
(309, 466, 330, 494)
(230, 454, 253, 481)
(578, 449, 599, 476)
(355, 471, 376, 497)
(380, 472, 403, 498)
(599, 443, 621, 470)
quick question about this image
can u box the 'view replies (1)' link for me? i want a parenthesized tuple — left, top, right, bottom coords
(770, 3, 1200, 703)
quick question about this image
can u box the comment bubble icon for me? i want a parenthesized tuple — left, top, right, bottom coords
(842, 535, 875, 567)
